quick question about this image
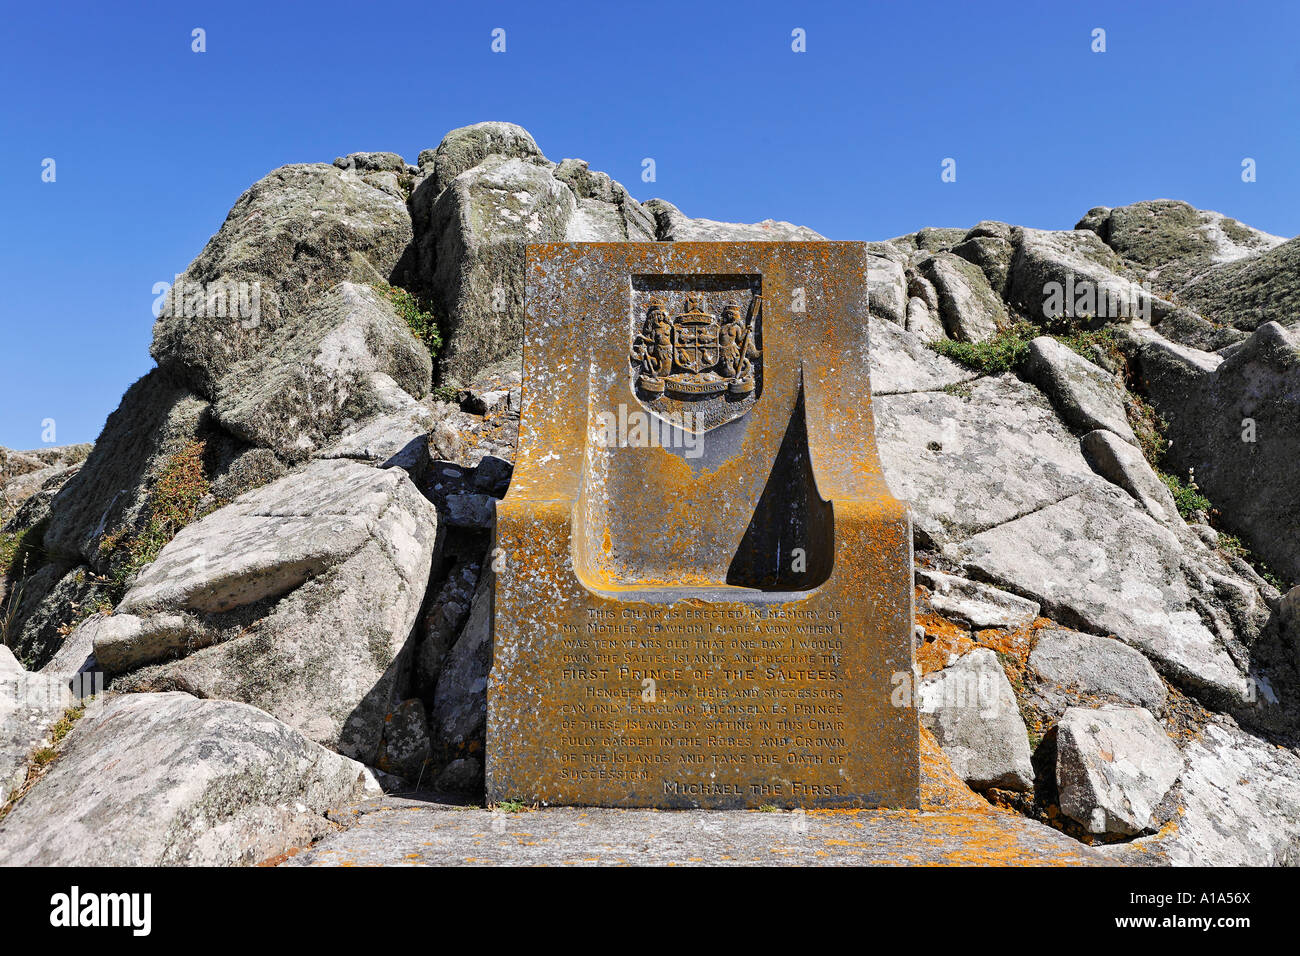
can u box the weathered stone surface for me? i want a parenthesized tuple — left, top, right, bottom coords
(1080, 429, 1182, 527)
(919, 649, 1034, 792)
(960, 485, 1251, 707)
(904, 295, 946, 343)
(432, 571, 492, 765)
(376, 698, 432, 781)
(1024, 336, 1137, 444)
(554, 158, 657, 242)
(1008, 227, 1162, 325)
(210, 282, 432, 462)
(1180, 236, 1300, 332)
(642, 198, 824, 242)
(284, 799, 1106, 867)
(876, 374, 1098, 544)
(952, 233, 1013, 297)
(868, 317, 973, 395)
(1078, 200, 1285, 296)
(151, 163, 413, 396)
(0, 692, 375, 866)
(1100, 720, 1300, 866)
(112, 460, 439, 762)
(1141, 321, 1300, 583)
(867, 255, 907, 326)
(1, 668, 75, 801)
(420, 121, 548, 195)
(918, 252, 1008, 342)
(1056, 705, 1183, 835)
(425, 156, 575, 384)
(40, 369, 209, 566)
(86, 612, 194, 675)
(1029, 629, 1167, 714)
(916, 569, 1039, 630)
(488, 242, 917, 809)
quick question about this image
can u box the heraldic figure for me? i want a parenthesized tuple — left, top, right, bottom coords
(631, 292, 761, 397)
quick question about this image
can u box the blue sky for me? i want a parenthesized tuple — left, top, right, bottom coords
(2, 0, 1297, 447)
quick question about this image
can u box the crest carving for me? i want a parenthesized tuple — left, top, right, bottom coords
(630, 292, 762, 398)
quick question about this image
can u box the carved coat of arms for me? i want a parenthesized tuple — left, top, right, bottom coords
(630, 292, 762, 398)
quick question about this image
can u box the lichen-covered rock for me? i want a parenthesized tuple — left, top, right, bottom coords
(1029, 628, 1167, 714)
(1023, 336, 1137, 445)
(0, 692, 376, 866)
(919, 648, 1034, 792)
(431, 570, 493, 765)
(1080, 429, 1182, 528)
(915, 569, 1039, 630)
(108, 460, 439, 762)
(1, 666, 76, 801)
(151, 163, 414, 396)
(1056, 705, 1183, 835)
(642, 198, 824, 242)
(425, 156, 575, 384)
(210, 282, 432, 462)
(1141, 322, 1300, 584)
(1100, 719, 1300, 865)
(918, 252, 1008, 342)
(1077, 200, 1285, 296)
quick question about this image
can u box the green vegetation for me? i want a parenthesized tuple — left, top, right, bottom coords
(374, 282, 442, 361)
(925, 321, 1036, 375)
(1160, 470, 1212, 519)
(99, 440, 212, 600)
(1052, 326, 1125, 371)
(1, 703, 86, 822)
(492, 799, 528, 814)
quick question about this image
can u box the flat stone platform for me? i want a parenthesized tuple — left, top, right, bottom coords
(283, 799, 1105, 867)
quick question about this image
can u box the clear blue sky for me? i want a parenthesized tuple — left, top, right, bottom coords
(2, 0, 1297, 448)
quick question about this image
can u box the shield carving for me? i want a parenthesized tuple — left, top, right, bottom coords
(673, 316, 720, 372)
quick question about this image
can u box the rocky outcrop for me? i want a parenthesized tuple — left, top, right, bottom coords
(7, 122, 1299, 867)
(100, 460, 439, 763)
(0, 692, 376, 866)
(1137, 321, 1300, 584)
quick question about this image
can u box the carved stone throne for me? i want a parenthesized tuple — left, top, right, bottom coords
(486, 242, 918, 809)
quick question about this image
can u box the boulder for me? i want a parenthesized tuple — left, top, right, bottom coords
(1056, 705, 1183, 835)
(867, 317, 972, 395)
(1080, 429, 1182, 527)
(1100, 720, 1300, 865)
(1, 666, 75, 801)
(642, 198, 824, 242)
(875, 374, 1099, 545)
(1023, 336, 1137, 445)
(1142, 322, 1300, 584)
(916, 569, 1040, 630)
(110, 460, 439, 762)
(210, 282, 432, 462)
(1077, 200, 1285, 296)
(425, 156, 576, 384)
(1028, 628, 1167, 714)
(1008, 227, 1167, 326)
(959, 485, 1252, 708)
(151, 163, 414, 396)
(0, 692, 376, 866)
(1179, 236, 1300, 332)
(866, 255, 907, 326)
(917, 252, 1008, 342)
(376, 698, 433, 781)
(554, 158, 657, 242)
(918, 648, 1034, 792)
(419, 121, 548, 195)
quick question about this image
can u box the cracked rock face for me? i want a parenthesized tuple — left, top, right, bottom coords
(97, 460, 439, 763)
(0, 692, 376, 866)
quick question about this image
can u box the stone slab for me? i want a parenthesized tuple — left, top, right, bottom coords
(284, 800, 1107, 867)
(487, 242, 918, 809)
